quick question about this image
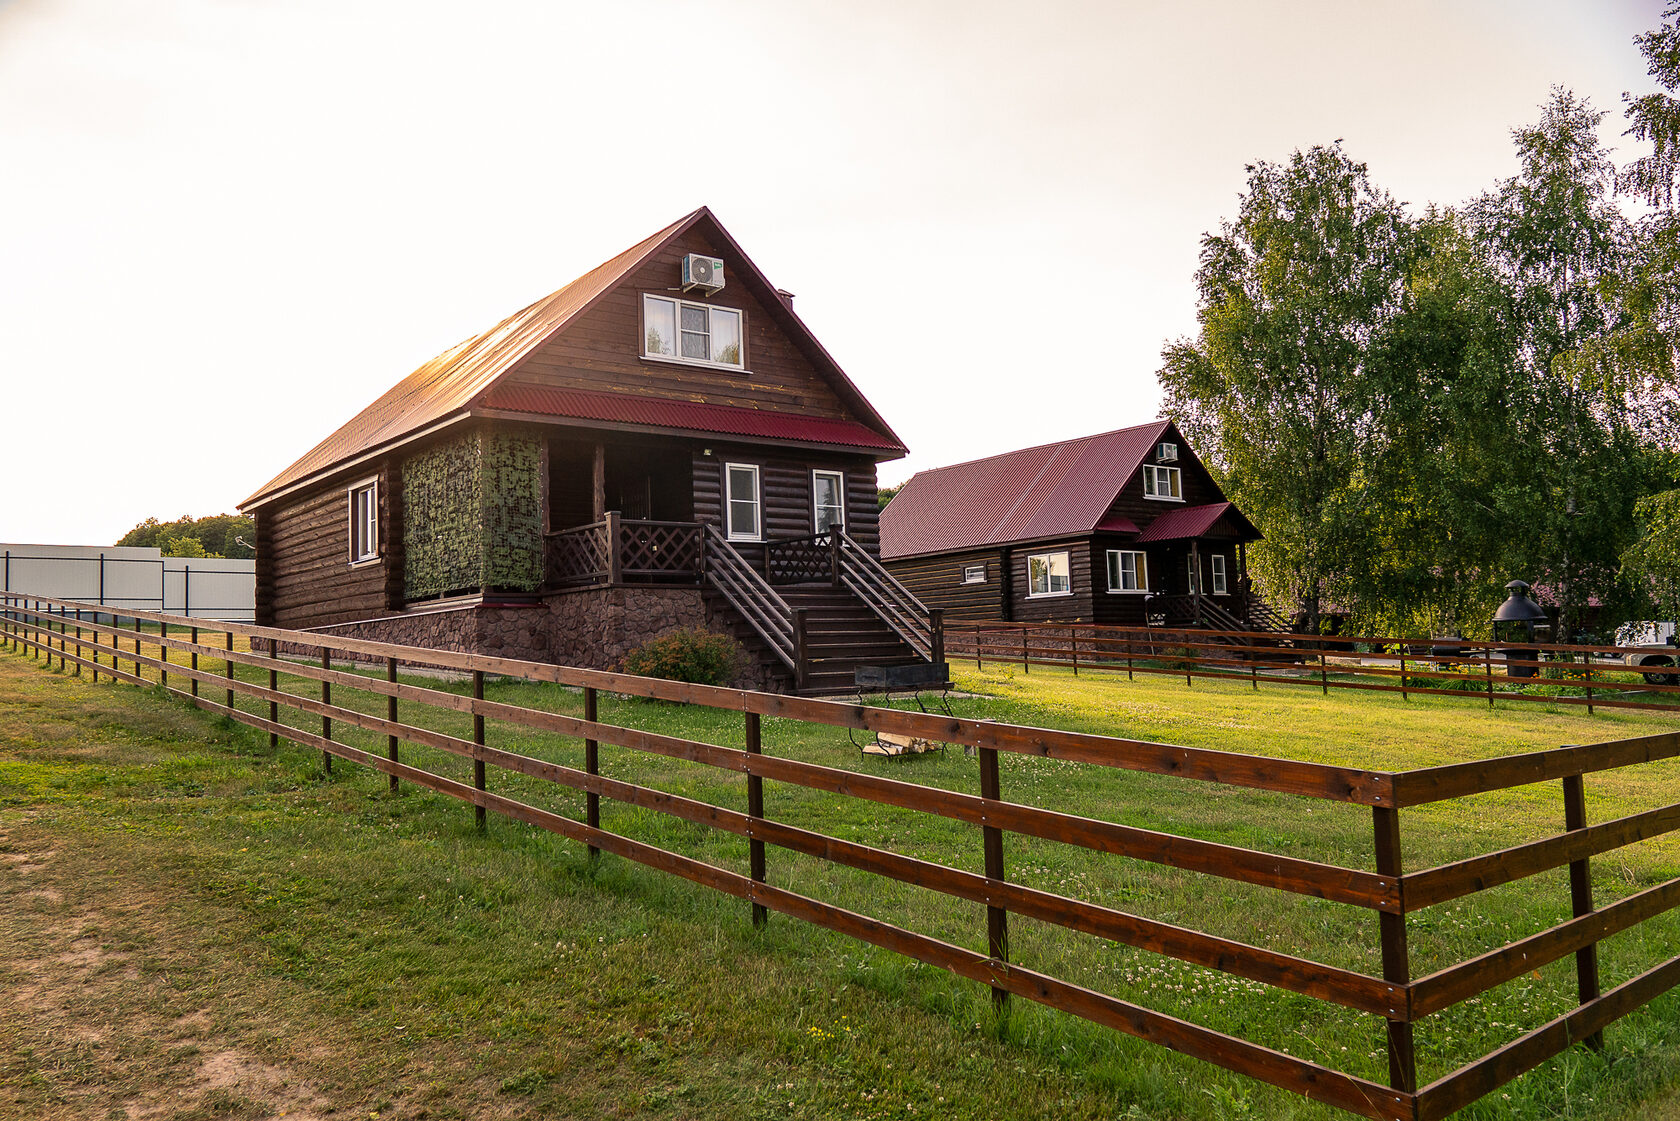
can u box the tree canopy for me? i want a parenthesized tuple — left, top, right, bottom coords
(118, 514, 254, 559)
(1162, 34, 1680, 638)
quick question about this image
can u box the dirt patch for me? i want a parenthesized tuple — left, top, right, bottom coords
(0, 832, 352, 1121)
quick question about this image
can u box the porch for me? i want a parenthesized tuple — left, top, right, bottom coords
(543, 517, 944, 694)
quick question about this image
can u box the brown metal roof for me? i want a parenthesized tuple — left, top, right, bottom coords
(880, 422, 1173, 559)
(241, 207, 905, 509)
(479, 384, 904, 451)
(1132, 501, 1259, 543)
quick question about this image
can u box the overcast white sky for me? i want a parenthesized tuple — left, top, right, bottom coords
(1, 0, 1671, 545)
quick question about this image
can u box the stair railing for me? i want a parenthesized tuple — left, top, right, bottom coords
(701, 525, 797, 670)
(834, 531, 939, 662)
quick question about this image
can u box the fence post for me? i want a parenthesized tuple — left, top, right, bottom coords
(1320, 650, 1328, 696)
(1584, 651, 1594, 716)
(1562, 771, 1605, 1051)
(190, 626, 199, 697)
(930, 608, 944, 668)
(606, 511, 623, 585)
(73, 617, 81, 677)
(978, 741, 1009, 1011)
(1127, 634, 1134, 681)
(473, 670, 487, 831)
(793, 610, 809, 693)
(1485, 644, 1495, 708)
(1070, 625, 1078, 675)
(159, 619, 168, 687)
(386, 656, 398, 792)
(269, 640, 280, 750)
(132, 615, 141, 679)
(1021, 628, 1029, 674)
(224, 630, 234, 712)
(1399, 649, 1408, 702)
(746, 710, 767, 928)
(1372, 807, 1417, 1094)
(320, 647, 333, 775)
(584, 686, 600, 860)
(974, 623, 983, 671)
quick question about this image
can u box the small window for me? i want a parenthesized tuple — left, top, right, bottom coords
(962, 565, 986, 584)
(1211, 554, 1228, 594)
(812, 470, 845, 536)
(1027, 551, 1071, 597)
(726, 463, 761, 541)
(1143, 464, 1183, 501)
(348, 479, 378, 563)
(1106, 550, 1148, 593)
(644, 294, 743, 367)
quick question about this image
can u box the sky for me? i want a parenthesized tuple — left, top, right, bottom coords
(1, 0, 1673, 545)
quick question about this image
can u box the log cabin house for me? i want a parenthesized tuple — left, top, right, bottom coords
(880, 422, 1286, 632)
(239, 208, 940, 694)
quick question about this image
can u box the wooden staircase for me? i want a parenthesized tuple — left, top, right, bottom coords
(780, 587, 924, 695)
(700, 526, 944, 696)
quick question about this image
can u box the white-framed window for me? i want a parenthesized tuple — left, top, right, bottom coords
(1027, 551, 1071, 598)
(1186, 554, 1201, 594)
(812, 470, 845, 535)
(1106, 550, 1148, 593)
(1211, 554, 1228, 595)
(725, 463, 761, 541)
(1143, 464, 1183, 501)
(962, 564, 986, 584)
(348, 478, 379, 564)
(643, 294, 743, 368)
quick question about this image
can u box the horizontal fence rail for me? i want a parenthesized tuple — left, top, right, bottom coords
(6, 593, 1680, 1119)
(946, 620, 1680, 715)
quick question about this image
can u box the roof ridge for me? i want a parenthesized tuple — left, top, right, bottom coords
(904, 419, 1171, 481)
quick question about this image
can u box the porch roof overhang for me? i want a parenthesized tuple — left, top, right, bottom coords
(1133, 501, 1262, 544)
(477, 384, 907, 458)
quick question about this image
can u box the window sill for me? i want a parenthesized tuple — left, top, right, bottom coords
(1026, 590, 1073, 599)
(642, 353, 750, 375)
(1142, 495, 1185, 503)
(348, 556, 381, 569)
(727, 535, 762, 544)
(1106, 589, 1148, 595)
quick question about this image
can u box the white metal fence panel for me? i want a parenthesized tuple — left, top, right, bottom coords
(162, 557, 255, 621)
(0, 543, 254, 621)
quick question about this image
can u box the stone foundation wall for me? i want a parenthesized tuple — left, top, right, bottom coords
(262, 586, 776, 690)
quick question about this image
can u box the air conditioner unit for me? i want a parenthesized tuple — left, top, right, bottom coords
(1157, 442, 1179, 462)
(682, 254, 725, 294)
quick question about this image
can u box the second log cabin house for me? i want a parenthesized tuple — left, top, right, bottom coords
(239, 208, 940, 694)
(880, 423, 1286, 632)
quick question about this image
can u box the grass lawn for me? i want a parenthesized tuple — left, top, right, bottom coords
(5, 638, 1680, 1120)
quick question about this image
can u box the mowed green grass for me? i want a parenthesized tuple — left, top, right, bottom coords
(5, 636, 1680, 1120)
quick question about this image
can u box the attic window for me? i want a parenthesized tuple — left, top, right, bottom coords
(643, 295, 742, 368)
(1143, 464, 1183, 501)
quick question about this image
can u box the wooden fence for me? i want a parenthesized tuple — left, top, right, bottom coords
(949, 620, 1680, 715)
(5, 592, 1680, 1119)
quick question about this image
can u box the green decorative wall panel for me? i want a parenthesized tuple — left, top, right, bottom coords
(404, 430, 543, 598)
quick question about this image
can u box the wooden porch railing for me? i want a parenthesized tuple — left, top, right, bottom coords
(10, 592, 1680, 1117)
(700, 524, 797, 672)
(834, 530, 941, 663)
(544, 515, 704, 588)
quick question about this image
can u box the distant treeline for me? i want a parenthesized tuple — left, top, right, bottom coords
(118, 514, 254, 559)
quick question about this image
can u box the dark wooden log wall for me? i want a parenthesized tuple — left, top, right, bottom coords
(504, 228, 860, 422)
(692, 446, 880, 563)
(883, 548, 1005, 622)
(1099, 437, 1229, 528)
(265, 466, 393, 630)
(1008, 538, 1095, 624)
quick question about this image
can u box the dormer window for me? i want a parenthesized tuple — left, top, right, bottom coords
(1143, 464, 1183, 501)
(643, 294, 742, 368)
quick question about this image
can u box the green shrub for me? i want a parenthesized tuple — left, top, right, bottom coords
(620, 629, 746, 686)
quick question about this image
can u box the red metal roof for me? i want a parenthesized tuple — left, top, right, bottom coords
(1133, 501, 1258, 543)
(478, 384, 904, 451)
(241, 206, 905, 509)
(880, 423, 1172, 559)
